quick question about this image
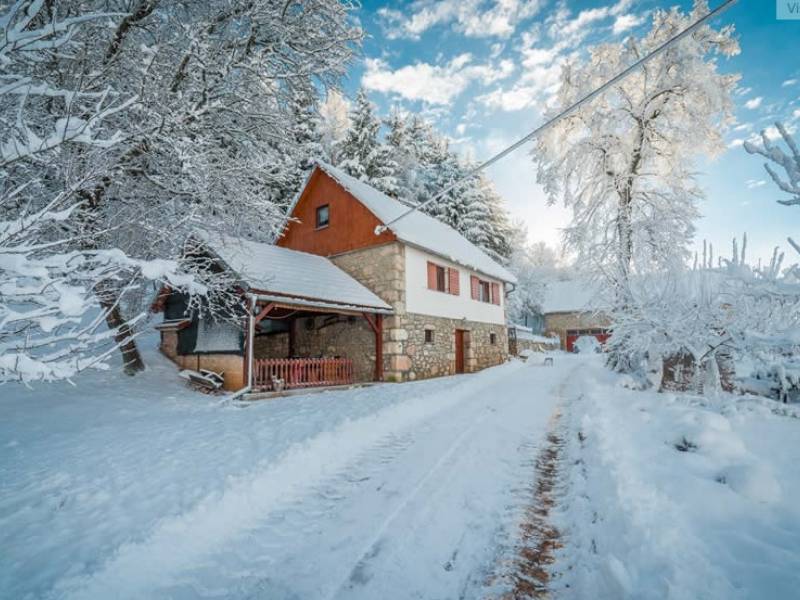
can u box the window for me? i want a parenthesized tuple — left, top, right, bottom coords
(427, 262, 460, 295)
(315, 204, 329, 228)
(425, 329, 434, 343)
(470, 276, 501, 305)
(480, 281, 491, 303)
(490, 332, 497, 345)
(436, 265, 447, 292)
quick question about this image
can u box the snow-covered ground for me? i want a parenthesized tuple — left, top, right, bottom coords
(555, 358, 800, 599)
(4, 342, 799, 599)
(1, 339, 573, 599)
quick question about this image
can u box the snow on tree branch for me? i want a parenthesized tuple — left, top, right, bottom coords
(744, 122, 800, 207)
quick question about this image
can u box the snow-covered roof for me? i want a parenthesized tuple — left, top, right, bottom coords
(541, 279, 607, 314)
(193, 230, 392, 312)
(299, 161, 517, 284)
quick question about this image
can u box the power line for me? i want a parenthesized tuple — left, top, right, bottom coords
(375, 0, 739, 235)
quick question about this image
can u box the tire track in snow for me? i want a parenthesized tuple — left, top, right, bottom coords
(323, 410, 486, 600)
(52, 363, 523, 600)
(320, 363, 583, 600)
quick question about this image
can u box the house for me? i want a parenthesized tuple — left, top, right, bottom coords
(154, 161, 517, 391)
(154, 230, 392, 391)
(531, 279, 611, 352)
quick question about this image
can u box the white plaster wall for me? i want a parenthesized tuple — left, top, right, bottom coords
(404, 245, 506, 325)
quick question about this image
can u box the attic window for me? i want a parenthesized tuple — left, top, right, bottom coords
(425, 329, 434, 344)
(316, 204, 330, 228)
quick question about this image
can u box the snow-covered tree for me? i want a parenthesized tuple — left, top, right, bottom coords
(505, 234, 561, 325)
(745, 122, 800, 209)
(3, 0, 362, 373)
(534, 1, 739, 298)
(319, 90, 351, 163)
(338, 89, 399, 195)
(0, 1, 197, 383)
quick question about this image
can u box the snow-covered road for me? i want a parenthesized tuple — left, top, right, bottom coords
(2, 346, 578, 599)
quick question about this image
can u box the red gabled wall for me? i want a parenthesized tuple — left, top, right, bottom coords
(276, 168, 396, 256)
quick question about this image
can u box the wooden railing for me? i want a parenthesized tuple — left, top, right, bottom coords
(253, 357, 354, 391)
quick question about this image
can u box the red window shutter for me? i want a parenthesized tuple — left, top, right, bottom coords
(491, 282, 501, 305)
(448, 268, 460, 295)
(427, 262, 437, 290)
(470, 276, 479, 300)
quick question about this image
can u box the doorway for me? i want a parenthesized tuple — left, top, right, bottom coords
(455, 329, 466, 374)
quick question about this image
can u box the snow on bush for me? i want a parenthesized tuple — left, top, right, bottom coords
(573, 335, 601, 354)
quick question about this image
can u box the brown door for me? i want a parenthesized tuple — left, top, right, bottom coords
(455, 329, 465, 374)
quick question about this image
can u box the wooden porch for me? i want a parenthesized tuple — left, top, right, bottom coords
(253, 357, 354, 391)
(245, 297, 389, 392)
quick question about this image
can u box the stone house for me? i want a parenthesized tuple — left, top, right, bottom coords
(154, 161, 517, 391)
(536, 279, 611, 352)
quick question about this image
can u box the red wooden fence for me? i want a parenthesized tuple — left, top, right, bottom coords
(253, 358, 354, 391)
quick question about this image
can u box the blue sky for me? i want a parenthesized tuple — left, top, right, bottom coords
(339, 0, 799, 264)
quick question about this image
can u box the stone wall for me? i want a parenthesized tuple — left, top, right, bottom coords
(253, 316, 376, 383)
(514, 338, 558, 355)
(331, 242, 406, 378)
(384, 313, 508, 382)
(543, 311, 612, 350)
(330, 242, 509, 381)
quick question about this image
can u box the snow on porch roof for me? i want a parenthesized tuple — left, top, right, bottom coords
(193, 230, 392, 312)
(303, 161, 517, 284)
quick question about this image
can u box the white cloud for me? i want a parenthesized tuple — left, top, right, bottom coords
(744, 97, 763, 110)
(783, 79, 798, 87)
(728, 138, 744, 149)
(476, 0, 647, 114)
(733, 123, 752, 132)
(362, 55, 514, 105)
(746, 179, 766, 189)
(793, 108, 800, 119)
(612, 13, 644, 34)
(378, 0, 544, 40)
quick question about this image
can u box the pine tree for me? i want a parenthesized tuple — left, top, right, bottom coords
(338, 89, 398, 196)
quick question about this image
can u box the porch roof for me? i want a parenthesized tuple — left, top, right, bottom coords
(192, 230, 392, 314)
(253, 293, 394, 315)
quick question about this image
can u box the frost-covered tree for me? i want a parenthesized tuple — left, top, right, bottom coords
(505, 234, 560, 325)
(338, 89, 398, 195)
(745, 122, 800, 209)
(3, 0, 362, 372)
(0, 1, 197, 382)
(379, 110, 517, 258)
(535, 1, 739, 298)
(319, 90, 351, 164)
(605, 122, 800, 395)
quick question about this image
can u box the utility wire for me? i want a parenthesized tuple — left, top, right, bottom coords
(375, 0, 739, 235)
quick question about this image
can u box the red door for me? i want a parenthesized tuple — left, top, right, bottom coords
(566, 331, 579, 353)
(455, 329, 465, 373)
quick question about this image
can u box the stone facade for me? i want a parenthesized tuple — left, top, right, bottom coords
(253, 316, 376, 382)
(543, 311, 612, 350)
(330, 242, 508, 382)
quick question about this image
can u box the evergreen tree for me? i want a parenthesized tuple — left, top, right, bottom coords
(338, 89, 398, 196)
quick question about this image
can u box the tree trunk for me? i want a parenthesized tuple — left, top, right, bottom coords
(100, 298, 146, 375)
(79, 183, 146, 375)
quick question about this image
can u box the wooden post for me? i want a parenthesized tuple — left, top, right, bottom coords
(362, 312, 384, 383)
(288, 317, 295, 358)
(375, 314, 383, 382)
